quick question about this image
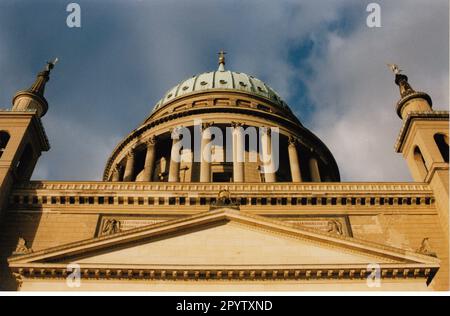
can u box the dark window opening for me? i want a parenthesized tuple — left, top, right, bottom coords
(414, 146, 428, 179)
(212, 172, 233, 182)
(434, 134, 449, 163)
(0, 131, 10, 159)
(15, 144, 34, 180)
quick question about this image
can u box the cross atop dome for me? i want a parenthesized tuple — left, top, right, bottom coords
(218, 50, 226, 71)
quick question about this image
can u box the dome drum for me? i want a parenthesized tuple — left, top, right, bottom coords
(104, 110, 339, 183)
(145, 89, 298, 124)
(104, 64, 340, 184)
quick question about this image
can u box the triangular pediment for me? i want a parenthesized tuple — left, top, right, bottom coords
(75, 220, 396, 265)
(9, 209, 439, 266)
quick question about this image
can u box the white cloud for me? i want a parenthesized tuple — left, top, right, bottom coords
(2, 0, 447, 182)
(134, 0, 346, 99)
(32, 114, 121, 180)
(305, 0, 449, 181)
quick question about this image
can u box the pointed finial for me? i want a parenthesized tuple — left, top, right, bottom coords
(11, 58, 59, 118)
(387, 63, 402, 75)
(218, 50, 226, 71)
(387, 63, 415, 98)
(45, 58, 59, 72)
(387, 64, 433, 118)
(28, 58, 59, 96)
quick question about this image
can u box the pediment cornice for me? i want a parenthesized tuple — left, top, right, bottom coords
(8, 209, 440, 284)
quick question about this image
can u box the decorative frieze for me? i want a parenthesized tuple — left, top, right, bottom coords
(417, 238, 437, 258)
(9, 182, 435, 211)
(282, 217, 350, 236)
(13, 238, 33, 256)
(98, 216, 172, 237)
(9, 265, 436, 282)
(14, 181, 433, 192)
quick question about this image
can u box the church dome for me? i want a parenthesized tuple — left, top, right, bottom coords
(151, 70, 289, 115)
(103, 53, 340, 183)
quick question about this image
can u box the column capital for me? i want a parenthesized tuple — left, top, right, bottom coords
(202, 122, 214, 131)
(146, 135, 156, 147)
(260, 126, 272, 137)
(231, 121, 244, 129)
(171, 126, 184, 140)
(288, 136, 298, 146)
(127, 146, 137, 158)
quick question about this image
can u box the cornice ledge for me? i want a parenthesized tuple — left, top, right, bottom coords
(9, 263, 438, 282)
(395, 110, 449, 153)
(14, 181, 433, 193)
(8, 208, 440, 267)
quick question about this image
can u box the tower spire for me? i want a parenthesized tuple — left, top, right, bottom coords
(218, 50, 226, 72)
(28, 58, 58, 96)
(12, 58, 58, 118)
(387, 64, 432, 119)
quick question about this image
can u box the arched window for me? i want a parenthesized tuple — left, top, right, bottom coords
(434, 133, 449, 163)
(16, 144, 34, 180)
(414, 146, 428, 180)
(0, 131, 11, 159)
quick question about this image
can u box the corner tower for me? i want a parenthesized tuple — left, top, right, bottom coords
(0, 61, 55, 214)
(392, 66, 449, 240)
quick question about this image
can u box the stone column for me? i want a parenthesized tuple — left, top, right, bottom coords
(232, 122, 245, 182)
(111, 165, 121, 182)
(142, 136, 156, 182)
(168, 128, 182, 182)
(288, 136, 302, 182)
(260, 127, 276, 183)
(309, 156, 321, 182)
(123, 148, 136, 181)
(200, 122, 213, 182)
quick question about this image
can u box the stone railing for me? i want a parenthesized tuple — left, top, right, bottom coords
(14, 181, 432, 192)
(9, 181, 435, 210)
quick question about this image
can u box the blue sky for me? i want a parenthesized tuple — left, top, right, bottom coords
(0, 0, 448, 181)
